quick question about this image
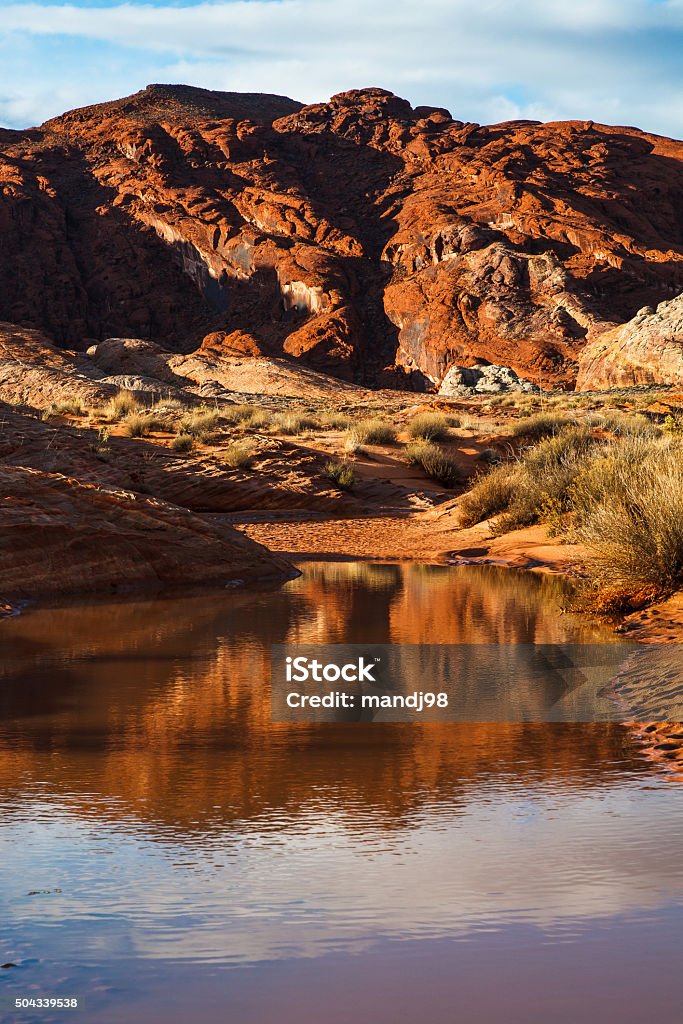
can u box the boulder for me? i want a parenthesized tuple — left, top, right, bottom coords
(439, 363, 539, 396)
(577, 294, 683, 389)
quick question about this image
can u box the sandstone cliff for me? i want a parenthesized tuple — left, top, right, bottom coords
(577, 293, 683, 389)
(1, 84, 682, 389)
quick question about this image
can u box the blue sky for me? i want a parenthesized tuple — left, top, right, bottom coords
(1, 0, 682, 137)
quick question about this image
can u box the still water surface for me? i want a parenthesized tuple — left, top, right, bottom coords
(1, 563, 682, 1023)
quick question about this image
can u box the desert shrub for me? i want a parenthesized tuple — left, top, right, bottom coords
(246, 408, 273, 429)
(105, 392, 143, 420)
(477, 447, 502, 465)
(124, 410, 169, 437)
(408, 412, 450, 441)
(51, 399, 85, 416)
(494, 427, 600, 534)
(153, 397, 184, 414)
(344, 435, 365, 455)
(572, 437, 683, 608)
(178, 408, 220, 440)
(223, 404, 259, 425)
(273, 412, 318, 435)
(511, 411, 574, 439)
(405, 441, 462, 488)
(320, 410, 354, 430)
(171, 433, 193, 453)
(458, 463, 520, 527)
(600, 410, 659, 437)
(324, 459, 355, 491)
(346, 418, 396, 445)
(223, 442, 255, 469)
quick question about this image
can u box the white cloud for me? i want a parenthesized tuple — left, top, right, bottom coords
(0, 0, 681, 137)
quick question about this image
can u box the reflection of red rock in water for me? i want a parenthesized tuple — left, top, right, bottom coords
(0, 568, 648, 832)
(1, 85, 682, 388)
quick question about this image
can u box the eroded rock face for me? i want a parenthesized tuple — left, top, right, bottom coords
(439, 363, 539, 395)
(577, 294, 683, 389)
(0, 464, 296, 601)
(1, 84, 682, 388)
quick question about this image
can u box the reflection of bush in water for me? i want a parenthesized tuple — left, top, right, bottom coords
(299, 561, 403, 591)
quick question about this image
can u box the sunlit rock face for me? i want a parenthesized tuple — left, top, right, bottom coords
(439, 363, 539, 395)
(577, 293, 683, 389)
(0, 83, 682, 387)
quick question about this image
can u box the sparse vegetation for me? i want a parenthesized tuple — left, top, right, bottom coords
(273, 412, 318, 435)
(320, 410, 354, 430)
(178, 408, 220, 440)
(571, 437, 683, 609)
(408, 412, 450, 441)
(324, 459, 355, 491)
(511, 411, 574, 439)
(105, 391, 143, 421)
(458, 463, 521, 527)
(405, 441, 461, 488)
(123, 409, 170, 437)
(51, 399, 85, 417)
(171, 433, 194, 453)
(246, 408, 273, 429)
(346, 418, 396, 446)
(344, 435, 365, 456)
(493, 427, 599, 533)
(223, 442, 255, 469)
(455, 423, 683, 610)
(223, 404, 257, 424)
(600, 410, 659, 437)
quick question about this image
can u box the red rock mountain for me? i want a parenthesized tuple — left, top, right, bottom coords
(1, 84, 682, 389)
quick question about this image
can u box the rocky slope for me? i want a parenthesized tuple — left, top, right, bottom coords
(0, 463, 296, 602)
(1, 84, 682, 389)
(577, 293, 683, 389)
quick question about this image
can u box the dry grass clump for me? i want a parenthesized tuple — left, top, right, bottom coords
(223, 442, 255, 469)
(344, 435, 365, 456)
(105, 391, 143, 421)
(458, 463, 522, 527)
(408, 412, 450, 441)
(405, 441, 461, 488)
(458, 427, 598, 533)
(51, 398, 86, 417)
(320, 410, 354, 430)
(572, 437, 683, 609)
(178, 408, 220, 440)
(171, 433, 193, 453)
(223, 404, 259, 425)
(346, 418, 396, 446)
(273, 412, 318, 435)
(600, 410, 658, 437)
(494, 427, 598, 533)
(324, 459, 355, 491)
(124, 411, 170, 437)
(458, 427, 683, 610)
(246, 408, 273, 429)
(511, 411, 574, 439)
